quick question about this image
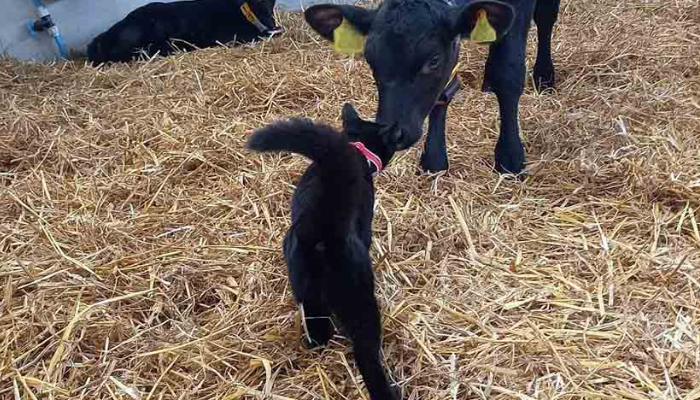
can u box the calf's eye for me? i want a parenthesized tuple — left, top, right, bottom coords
(422, 55, 441, 74)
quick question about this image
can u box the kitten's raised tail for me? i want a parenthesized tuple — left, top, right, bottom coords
(246, 118, 365, 242)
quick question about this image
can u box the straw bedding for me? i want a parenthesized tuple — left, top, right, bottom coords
(2, 0, 700, 399)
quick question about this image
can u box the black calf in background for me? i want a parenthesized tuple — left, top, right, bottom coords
(304, 0, 562, 176)
(87, 0, 279, 64)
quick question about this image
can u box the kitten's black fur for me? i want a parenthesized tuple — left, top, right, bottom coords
(246, 103, 402, 400)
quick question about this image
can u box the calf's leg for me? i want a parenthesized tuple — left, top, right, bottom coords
(482, 1, 536, 176)
(421, 77, 461, 173)
(421, 106, 449, 173)
(533, 0, 561, 92)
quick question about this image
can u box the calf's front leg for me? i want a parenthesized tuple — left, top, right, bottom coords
(420, 77, 461, 173)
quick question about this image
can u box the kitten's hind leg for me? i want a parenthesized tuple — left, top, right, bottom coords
(285, 234, 334, 348)
(298, 292, 334, 348)
(328, 242, 399, 400)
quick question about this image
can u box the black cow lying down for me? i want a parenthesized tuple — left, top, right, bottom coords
(87, 0, 279, 64)
(305, 0, 561, 176)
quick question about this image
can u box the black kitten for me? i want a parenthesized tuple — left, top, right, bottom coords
(246, 103, 403, 400)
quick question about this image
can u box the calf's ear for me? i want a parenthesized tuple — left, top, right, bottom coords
(451, 0, 516, 44)
(304, 4, 376, 53)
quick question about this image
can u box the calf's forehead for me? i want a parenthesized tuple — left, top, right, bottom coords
(376, 0, 450, 34)
(365, 0, 453, 60)
(365, 30, 441, 71)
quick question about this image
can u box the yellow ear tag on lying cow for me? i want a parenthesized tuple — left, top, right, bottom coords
(470, 10, 497, 44)
(333, 18, 365, 54)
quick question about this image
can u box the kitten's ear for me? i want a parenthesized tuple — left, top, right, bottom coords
(341, 102, 359, 123)
(341, 102, 364, 132)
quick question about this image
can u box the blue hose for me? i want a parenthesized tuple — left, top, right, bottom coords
(27, 0, 69, 59)
(53, 35, 68, 58)
(26, 20, 38, 39)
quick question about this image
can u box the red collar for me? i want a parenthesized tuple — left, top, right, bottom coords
(349, 142, 383, 176)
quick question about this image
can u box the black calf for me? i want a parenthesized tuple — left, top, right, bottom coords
(246, 104, 402, 400)
(87, 0, 279, 64)
(304, 0, 561, 176)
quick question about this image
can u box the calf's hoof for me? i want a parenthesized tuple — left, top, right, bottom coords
(533, 66, 556, 93)
(494, 146, 525, 179)
(420, 152, 449, 174)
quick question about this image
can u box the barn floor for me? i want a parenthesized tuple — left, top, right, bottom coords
(2, 1, 700, 399)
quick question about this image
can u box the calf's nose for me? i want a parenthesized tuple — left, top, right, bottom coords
(396, 129, 412, 150)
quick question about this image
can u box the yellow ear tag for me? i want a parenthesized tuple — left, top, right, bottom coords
(333, 18, 365, 54)
(470, 10, 497, 44)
